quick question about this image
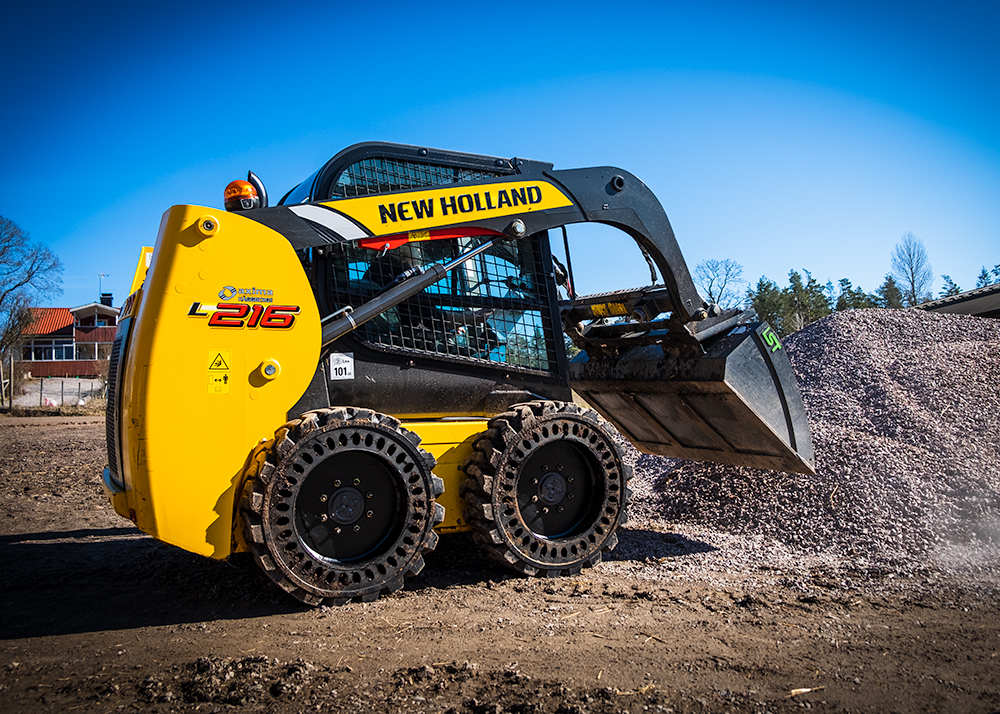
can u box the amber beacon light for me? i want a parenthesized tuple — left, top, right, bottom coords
(224, 179, 259, 212)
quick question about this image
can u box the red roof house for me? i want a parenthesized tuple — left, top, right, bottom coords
(25, 308, 75, 336)
(15, 299, 119, 378)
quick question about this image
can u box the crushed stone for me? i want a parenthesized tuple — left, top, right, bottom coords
(606, 309, 1000, 589)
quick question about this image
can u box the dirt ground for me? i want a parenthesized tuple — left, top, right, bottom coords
(1, 419, 998, 714)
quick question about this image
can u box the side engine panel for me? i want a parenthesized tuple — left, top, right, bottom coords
(107, 206, 321, 557)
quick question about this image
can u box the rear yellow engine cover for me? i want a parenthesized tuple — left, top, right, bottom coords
(118, 206, 320, 557)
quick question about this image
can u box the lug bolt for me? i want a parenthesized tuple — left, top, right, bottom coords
(334, 480, 342, 487)
(366, 510, 373, 518)
(532, 478, 538, 485)
(558, 506, 565, 512)
(353, 525, 360, 532)
(531, 496, 538, 502)
(334, 527, 342, 534)
(557, 464, 564, 471)
(320, 514, 328, 522)
(542, 507, 549, 514)
(367, 492, 374, 499)
(568, 493, 575, 499)
(353, 478, 360, 486)
(319, 494, 328, 502)
(567, 477, 574, 483)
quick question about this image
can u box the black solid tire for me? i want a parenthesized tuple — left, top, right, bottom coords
(241, 407, 443, 606)
(460, 400, 632, 577)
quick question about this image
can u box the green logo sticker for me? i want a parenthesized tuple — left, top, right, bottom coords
(761, 326, 782, 353)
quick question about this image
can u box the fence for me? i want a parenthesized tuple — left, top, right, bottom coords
(9, 377, 106, 409)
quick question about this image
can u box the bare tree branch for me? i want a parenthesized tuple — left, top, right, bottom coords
(890, 232, 932, 306)
(694, 258, 746, 310)
(0, 213, 63, 358)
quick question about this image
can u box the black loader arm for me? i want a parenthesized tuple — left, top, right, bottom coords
(246, 152, 715, 328)
(311, 166, 721, 348)
(538, 166, 712, 325)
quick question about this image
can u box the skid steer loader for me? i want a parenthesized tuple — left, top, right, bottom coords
(102, 142, 813, 606)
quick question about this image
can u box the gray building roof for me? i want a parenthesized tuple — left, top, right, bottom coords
(916, 283, 1000, 319)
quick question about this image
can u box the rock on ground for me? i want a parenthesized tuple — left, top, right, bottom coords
(621, 308, 1000, 583)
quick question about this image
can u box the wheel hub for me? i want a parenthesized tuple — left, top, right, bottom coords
(516, 440, 596, 539)
(329, 487, 365, 525)
(294, 450, 402, 562)
(538, 473, 567, 505)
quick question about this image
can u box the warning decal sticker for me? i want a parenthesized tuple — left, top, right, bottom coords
(208, 350, 232, 394)
(209, 352, 230, 370)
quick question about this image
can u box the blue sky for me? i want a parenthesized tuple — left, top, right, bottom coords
(2, 1, 997, 309)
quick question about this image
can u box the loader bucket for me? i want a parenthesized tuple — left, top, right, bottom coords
(569, 322, 815, 475)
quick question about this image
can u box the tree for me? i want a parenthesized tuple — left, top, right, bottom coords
(876, 274, 904, 308)
(785, 270, 831, 333)
(835, 278, 879, 311)
(746, 277, 785, 334)
(746, 270, 831, 337)
(890, 232, 933, 306)
(976, 267, 997, 288)
(506, 327, 547, 370)
(0, 213, 63, 360)
(694, 258, 746, 310)
(563, 334, 580, 359)
(939, 275, 962, 298)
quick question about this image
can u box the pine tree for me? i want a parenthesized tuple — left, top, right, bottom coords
(835, 278, 879, 311)
(939, 275, 962, 297)
(877, 275, 904, 308)
(746, 277, 785, 335)
(785, 270, 831, 332)
(749, 271, 832, 337)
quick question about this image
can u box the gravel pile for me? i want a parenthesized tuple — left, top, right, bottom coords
(615, 309, 1000, 583)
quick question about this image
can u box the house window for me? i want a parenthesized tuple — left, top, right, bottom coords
(21, 339, 74, 360)
(33, 342, 53, 360)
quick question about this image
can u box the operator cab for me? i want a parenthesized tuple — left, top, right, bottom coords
(279, 143, 572, 418)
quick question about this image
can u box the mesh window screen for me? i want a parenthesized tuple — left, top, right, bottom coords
(325, 236, 558, 373)
(321, 156, 557, 373)
(330, 158, 504, 198)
